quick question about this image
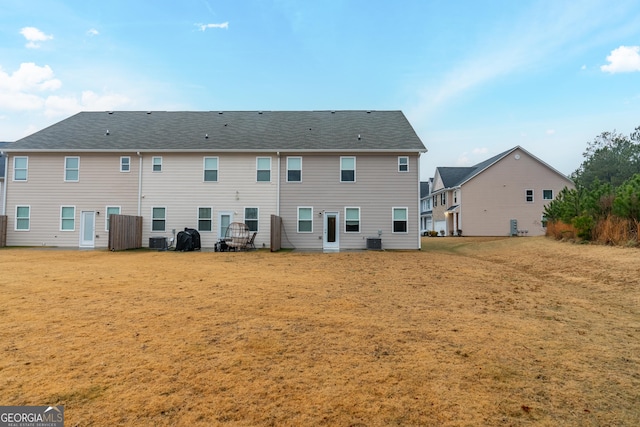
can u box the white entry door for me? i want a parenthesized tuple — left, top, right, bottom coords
(80, 211, 96, 248)
(218, 211, 233, 239)
(323, 211, 339, 252)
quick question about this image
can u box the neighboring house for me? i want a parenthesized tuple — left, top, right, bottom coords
(419, 178, 433, 235)
(3, 111, 427, 250)
(430, 146, 574, 237)
(0, 142, 9, 216)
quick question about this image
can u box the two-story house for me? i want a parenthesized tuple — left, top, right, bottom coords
(430, 146, 574, 236)
(2, 110, 427, 250)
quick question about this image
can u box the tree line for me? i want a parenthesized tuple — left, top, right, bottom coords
(544, 127, 640, 245)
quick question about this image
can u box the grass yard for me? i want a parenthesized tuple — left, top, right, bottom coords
(1, 237, 638, 426)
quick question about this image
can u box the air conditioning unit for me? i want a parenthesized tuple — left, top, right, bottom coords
(366, 237, 382, 250)
(149, 236, 167, 250)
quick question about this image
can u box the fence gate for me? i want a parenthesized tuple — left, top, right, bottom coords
(0, 215, 6, 247)
(270, 214, 282, 252)
(108, 214, 143, 251)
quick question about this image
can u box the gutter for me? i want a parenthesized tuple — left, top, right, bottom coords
(1, 153, 6, 216)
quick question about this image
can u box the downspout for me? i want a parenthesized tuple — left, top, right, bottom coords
(137, 152, 143, 216)
(416, 154, 421, 250)
(1, 153, 7, 216)
(276, 151, 281, 216)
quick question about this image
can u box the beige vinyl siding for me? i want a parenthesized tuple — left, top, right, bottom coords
(279, 153, 420, 250)
(460, 149, 573, 236)
(139, 153, 276, 248)
(5, 153, 139, 247)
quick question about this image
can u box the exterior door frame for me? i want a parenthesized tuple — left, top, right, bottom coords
(218, 211, 233, 239)
(80, 211, 96, 248)
(323, 211, 339, 252)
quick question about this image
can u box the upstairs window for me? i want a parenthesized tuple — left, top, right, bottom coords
(287, 157, 302, 182)
(257, 157, 271, 182)
(64, 157, 79, 182)
(440, 193, 446, 205)
(340, 157, 356, 182)
(198, 207, 212, 232)
(526, 189, 534, 203)
(392, 207, 408, 233)
(398, 156, 409, 172)
(543, 189, 553, 200)
(345, 207, 360, 232)
(120, 156, 130, 172)
(204, 157, 218, 182)
(152, 157, 163, 172)
(244, 207, 259, 232)
(14, 157, 28, 181)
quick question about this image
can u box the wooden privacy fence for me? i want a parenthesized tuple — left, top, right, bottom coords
(109, 214, 143, 251)
(0, 215, 7, 247)
(270, 214, 282, 251)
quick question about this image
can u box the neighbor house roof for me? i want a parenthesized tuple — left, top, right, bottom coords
(7, 110, 427, 153)
(434, 146, 572, 190)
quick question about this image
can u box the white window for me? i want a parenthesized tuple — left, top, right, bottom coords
(398, 156, 409, 172)
(526, 189, 534, 203)
(106, 206, 120, 231)
(120, 156, 130, 172)
(198, 207, 213, 232)
(345, 207, 360, 233)
(340, 157, 356, 182)
(15, 206, 30, 231)
(297, 207, 313, 233)
(543, 190, 553, 200)
(204, 157, 219, 182)
(244, 207, 259, 232)
(61, 206, 76, 231)
(13, 157, 28, 181)
(287, 157, 302, 182)
(64, 157, 79, 182)
(152, 156, 162, 172)
(257, 157, 271, 182)
(152, 207, 166, 231)
(392, 207, 408, 233)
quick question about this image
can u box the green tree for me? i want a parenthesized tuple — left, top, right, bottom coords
(613, 174, 640, 221)
(573, 127, 640, 189)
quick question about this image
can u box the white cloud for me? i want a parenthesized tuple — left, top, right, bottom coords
(20, 27, 53, 49)
(44, 91, 131, 118)
(196, 22, 229, 31)
(546, 129, 556, 135)
(600, 45, 640, 73)
(0, 63, 62, 111)
(472, 147, 488, 155)
(87, 28, 99, 37)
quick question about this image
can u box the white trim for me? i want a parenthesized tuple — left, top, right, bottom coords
(244, 206, 259, 232)
(398, 156, 409, 172)
(151, 206, 167, 232)
(15, 205, 30, 231)
(256, 156, 271, 182)
(197, 206, 213, 232)
(13, 156, 28, 181)
(60, 205, 76, 231)
(64, 156, 80, 182)
(297, 206, 313, 233)
(203, 156, 219, 182)
(344, 206, 361, 233)
(152, 156, 163, 173)
(105, 206, 121, 231)
(340, 156, 356, 183)
(392, 207, 408, 234)
(286, 156, 302, 183)
(120, 156, 131, 173)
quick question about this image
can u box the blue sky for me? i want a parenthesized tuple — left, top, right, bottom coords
(1, 0, 639, 179)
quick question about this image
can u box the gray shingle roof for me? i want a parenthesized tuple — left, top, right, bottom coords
(8, 111, 427, 152)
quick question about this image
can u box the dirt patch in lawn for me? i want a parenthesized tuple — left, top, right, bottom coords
(1, 237, 638, 426)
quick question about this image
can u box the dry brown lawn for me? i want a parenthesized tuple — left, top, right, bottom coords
(1, 237, 638, 426)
